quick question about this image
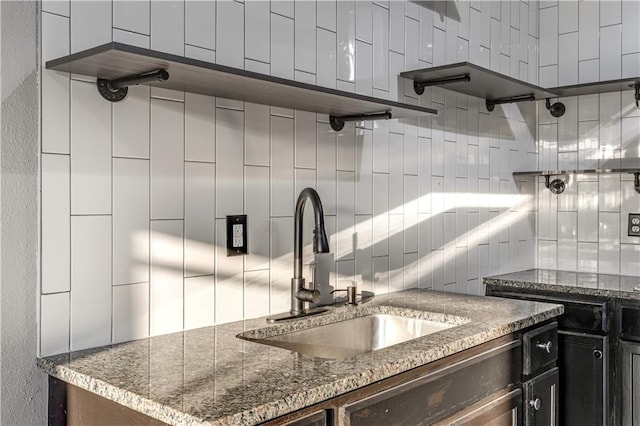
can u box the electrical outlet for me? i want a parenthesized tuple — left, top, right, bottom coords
(226, 215, 248, 256)
(629, 214, 640, 237)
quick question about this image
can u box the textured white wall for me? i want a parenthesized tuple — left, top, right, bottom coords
(1, 0, 47, 423)
(537, 0, 640, 275)
(39, 0, 539, 357)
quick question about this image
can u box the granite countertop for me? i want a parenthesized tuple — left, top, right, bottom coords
(37, 289, 563, 425)
(484, 268, 640, 301)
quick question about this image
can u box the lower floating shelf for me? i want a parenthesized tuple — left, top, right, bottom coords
(513, 168, 640, 195)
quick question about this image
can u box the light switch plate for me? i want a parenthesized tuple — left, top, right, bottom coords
(226, 215, 248, 256)
(628, 214, 640, 237)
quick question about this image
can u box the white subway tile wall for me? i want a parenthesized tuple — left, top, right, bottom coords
(39, 0, 539, 356)
(537, 0, 640, 275)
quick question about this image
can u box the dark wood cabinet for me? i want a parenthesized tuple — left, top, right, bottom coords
(262, 323, 559, 426)
(50, 322, 559, 426)
(523, 367, 559, 426)
(558, 331, 608, 426)
(622, 340, 640, 425)
(485, 285, 624, 426)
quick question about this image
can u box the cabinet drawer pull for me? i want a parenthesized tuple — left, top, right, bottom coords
(536, 341, 553, 354)
(593, 349, 603, 359)
(529, 397, 542, 411)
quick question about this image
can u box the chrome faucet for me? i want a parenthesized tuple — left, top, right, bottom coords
(291, 188, 330, 314)
(267, 187, 330, 322)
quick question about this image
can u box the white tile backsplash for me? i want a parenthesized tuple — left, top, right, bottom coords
(217, 0, 244, 68)
(42, 71, 70, 155)
(185, 93, 216, 163)
(216, 108, 244, 217)
(40, 293, 70, 357)
(42, 154, 71, 294)
(317, 28, 337, 89)
(113, 85, 150, 159)
(600, 25, 622, 81)
(70, 80, 112, 215)
(150, 220, 184, 336)
(184, 275, 215, 330)
(622, 0, 640, 54)
(185, 0, 216, 51)
(295, 0, 316, 74)
(71, 215, 112, 351)
(113, 0, 149, 35)
(151, 1, 184, 55)
(150, 98, 185, 220)
(40, 0, 542, 355)
(113, 158, 150, 285)
(271, 115, 295, 216)
(184, 162, 216, 278)
(112, 282, 149, 343)
(539, 7, 558, 67)
(70, 0, 111, 53)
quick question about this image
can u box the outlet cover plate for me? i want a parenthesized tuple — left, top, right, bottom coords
(628, 214, 640, 237)
(226, 215, 248, 256)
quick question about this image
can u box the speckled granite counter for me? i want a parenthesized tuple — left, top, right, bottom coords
(484, 269, 640, 301)
(37, 289, 562, 425)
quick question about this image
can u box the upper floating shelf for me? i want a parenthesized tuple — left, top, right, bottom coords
(548, 77, 640, 98)
(401, 62, 640, 117)
(513, 168, 640, 195)
(400, 62, 559, 112)
(513, 168, 640, 177)
(46, 42, 438, 131)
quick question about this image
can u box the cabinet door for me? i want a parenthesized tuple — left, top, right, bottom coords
(622, 341, 640, 425)
(558, 331, 608, 426)
(523, 367, 559, 426)
(435, 388, 522, 426)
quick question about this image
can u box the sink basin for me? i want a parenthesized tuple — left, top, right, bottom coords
(241, 313, 459, 360)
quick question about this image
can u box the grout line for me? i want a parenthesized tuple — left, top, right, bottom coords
(183, 93, 187, 329)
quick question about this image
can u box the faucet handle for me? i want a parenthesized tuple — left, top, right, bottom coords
(296, 288, 321, 304)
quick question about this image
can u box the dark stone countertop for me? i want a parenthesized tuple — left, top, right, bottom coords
(38, 289, 563, 425)
(484, 268, 640, 301)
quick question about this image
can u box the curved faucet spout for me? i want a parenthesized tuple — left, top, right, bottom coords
(294, 188, 329, 277)
(292, 188, 330, 314)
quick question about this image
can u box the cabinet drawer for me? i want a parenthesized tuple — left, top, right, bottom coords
(435, 388, 522, 426)
(283, 410, 327, 426)
(340, 340, 521, 426)
(487, 290, 608, 333)
(523, 322, 558, 376)
(524, 367, 559, 426)
(620, 306, 640, 341)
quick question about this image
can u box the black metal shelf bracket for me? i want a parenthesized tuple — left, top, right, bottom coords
(544, 174, 566, 194)
(329, 111, 392, 131)
(634, 173, 640, 194)
(413, 74, 470, 95)
(545, 98, 566, 118)
(632, 83, 640, 109)
(485, 94, 536, 112)
(97, 69, 169, 102)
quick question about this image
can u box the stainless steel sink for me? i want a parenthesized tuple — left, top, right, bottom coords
(241, 313, 459, 360)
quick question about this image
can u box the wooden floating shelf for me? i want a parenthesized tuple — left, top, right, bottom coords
(513, 168, 640, 177)
(513, 168, 640, 195)
(46, 42, 438, 131)
(401, 62, 640, 117)
(400, 62, 558, 112)
(548, 77, 640, 98)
